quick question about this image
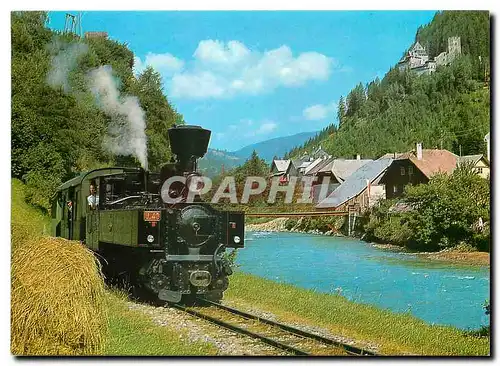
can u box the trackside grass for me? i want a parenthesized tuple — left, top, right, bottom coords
(224, 272, 490, 356)
(104, 291, 217, 355)
(11, 178, 50, 249)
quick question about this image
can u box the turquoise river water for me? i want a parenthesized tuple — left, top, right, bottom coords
(235, 231, 490, 330)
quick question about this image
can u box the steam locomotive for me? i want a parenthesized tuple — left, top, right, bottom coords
(51, 125, 244, 303)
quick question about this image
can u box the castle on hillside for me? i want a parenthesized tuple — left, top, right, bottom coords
(397, 36, 461, 75)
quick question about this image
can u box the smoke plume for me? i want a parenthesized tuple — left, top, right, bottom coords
(46, 38, 149, 170)
(87, 66, 148, 170)
(46, 40, 88, 94)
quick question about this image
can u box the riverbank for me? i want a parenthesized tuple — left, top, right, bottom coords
(224, 272, 489, 356)
(245, 217, 344, 236)
(245, 218, 490, 267)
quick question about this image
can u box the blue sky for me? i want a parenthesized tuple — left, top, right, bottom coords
(48, 10, 437, 151)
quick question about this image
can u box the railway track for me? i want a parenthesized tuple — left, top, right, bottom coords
(173, 299, 377, 356)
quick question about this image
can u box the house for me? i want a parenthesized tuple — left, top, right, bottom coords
(458, 154, 490, 179)
(303, 157, 327, 176)
(323, 158, 373, 184)
(269, 159, 300, 184)
(380, 143, 458, 199)
(297, 160, 313, 175)
(270, 159, 290, 176)
(316, 158, 393, 212)
(269, 159, 290, 184)
(311, 146, 330, 160)
(304, 157, 333, 177)
(309, 157, 372, 203)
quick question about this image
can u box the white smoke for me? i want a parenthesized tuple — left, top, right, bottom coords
(45, 38, 149, 170)
(87, 65, 148, 170)
(46, 40, 88, 93)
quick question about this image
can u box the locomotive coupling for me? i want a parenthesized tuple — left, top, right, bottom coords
(189, 270, 212, 287)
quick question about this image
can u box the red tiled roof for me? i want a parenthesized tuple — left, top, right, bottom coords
(397, 149, 458, 178)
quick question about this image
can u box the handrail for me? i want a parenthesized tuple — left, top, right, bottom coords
(245, 211, 350, 217)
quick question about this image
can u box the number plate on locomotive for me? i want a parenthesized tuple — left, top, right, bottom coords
(144, 211, 161, 222)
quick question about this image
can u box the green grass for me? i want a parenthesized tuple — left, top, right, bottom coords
(103, 291, 217, 356)
(11, 178, 50, 228)
(225, 272, 490, 356)
(11, 178, 51, 247)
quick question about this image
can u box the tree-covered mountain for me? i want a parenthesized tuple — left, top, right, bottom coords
(233, 131, 318, 162)
(198, 149, 242, 178)
(287, 11, 490, 160)
(11, 11, 182, 209)
(199, 131, 320, 177)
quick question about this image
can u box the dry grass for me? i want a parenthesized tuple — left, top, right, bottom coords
(11, 236, 107, 355)
(11, 179, 107, 355)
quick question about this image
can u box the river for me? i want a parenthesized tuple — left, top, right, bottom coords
(235, 231, 490, 330)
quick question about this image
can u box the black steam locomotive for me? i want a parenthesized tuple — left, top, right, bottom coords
(51, 125, 244, 303)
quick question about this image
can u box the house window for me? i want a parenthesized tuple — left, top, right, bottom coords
(477, 168, 483, 174)
(393, 185, 398, 194)
(408, 166, 413, 175)
(400, 166, 405, 176)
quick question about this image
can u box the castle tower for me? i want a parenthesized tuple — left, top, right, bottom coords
(448, 36, 461, 56)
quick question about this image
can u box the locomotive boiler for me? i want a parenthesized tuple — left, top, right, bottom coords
(51, 125, 244, 303)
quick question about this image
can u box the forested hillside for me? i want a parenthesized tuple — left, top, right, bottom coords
(11, 12, 183, 209)
(287, 10, 490, 160)
(198, 149, 242, 178)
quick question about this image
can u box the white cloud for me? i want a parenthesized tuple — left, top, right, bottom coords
(171, 71, 225, 98)
(220, 119, 278, 139)
(256, 122, 278, 134)
(245, 120, 278, 137)
(302, 101, 338, 121)
(303, 104, 329, 120)
(135, 40, 337, 99)
(134, 52, 184, 76)
(194, 40, 251, 66)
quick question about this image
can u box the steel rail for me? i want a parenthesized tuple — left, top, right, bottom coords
(199, 299, 377, 356)
(172, 304, 309, 355)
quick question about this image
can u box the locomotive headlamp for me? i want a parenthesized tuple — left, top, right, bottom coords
(147, 235, 155, 243)
(234, 236, 241, 244)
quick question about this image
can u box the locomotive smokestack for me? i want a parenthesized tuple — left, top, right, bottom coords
(168, 125, 211, 172)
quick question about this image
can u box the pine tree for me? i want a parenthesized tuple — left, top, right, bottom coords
(337, 95, 346, 127)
